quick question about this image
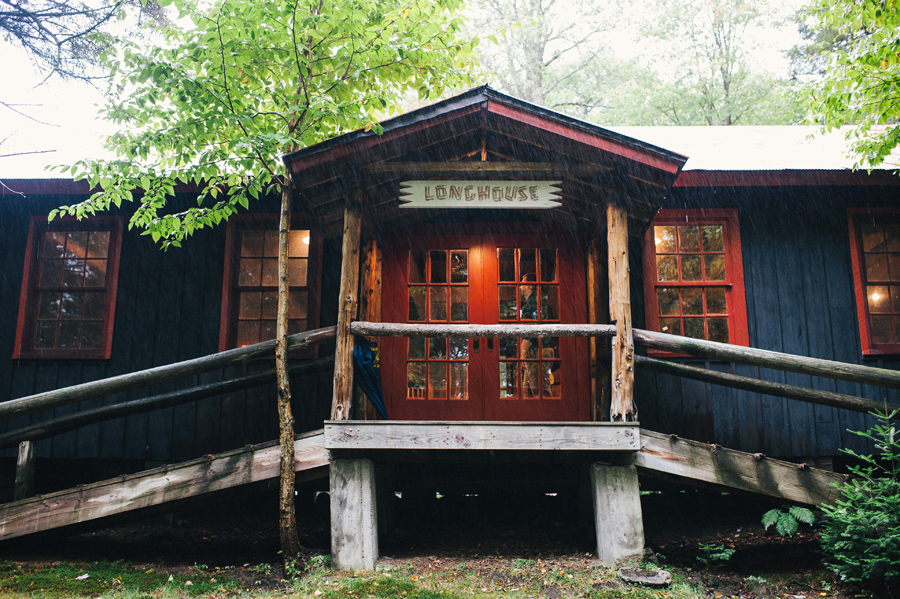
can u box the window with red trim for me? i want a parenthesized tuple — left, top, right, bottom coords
(848, 208, 900, 355)
(642, 209, 749, 350)
(13, 217, 123, 360)
(218, 216, 321, 351)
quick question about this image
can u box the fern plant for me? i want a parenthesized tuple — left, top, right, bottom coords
(762, 505, 815, 537)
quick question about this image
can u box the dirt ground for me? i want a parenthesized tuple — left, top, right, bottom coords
(0, 483, 871, 598)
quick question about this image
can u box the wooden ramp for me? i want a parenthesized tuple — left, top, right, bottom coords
(0, 431, 327, 541)
(634, 429, 847, 505)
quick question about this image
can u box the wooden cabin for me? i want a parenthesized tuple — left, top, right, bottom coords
(1, 86, 899, 567)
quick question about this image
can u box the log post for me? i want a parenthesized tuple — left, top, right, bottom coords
(588, 237, 612, 421)
(330, 458, 378, 570)
(14, 440, 35, 500)
(354, 239, 383, 420)
(331, 190, 363, 421)
(590, 463, 644, 566)
(607, 204, 636, 421)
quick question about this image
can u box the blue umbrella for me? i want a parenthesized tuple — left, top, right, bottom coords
(352, 338, 388, 420)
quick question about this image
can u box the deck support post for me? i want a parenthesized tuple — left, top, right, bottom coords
(331, 189, 363, 421)
(330, 458, 378, 571)
(607, 203, 636, 421)
(14, 440, 35, 500)
(590, 463, 644, 566)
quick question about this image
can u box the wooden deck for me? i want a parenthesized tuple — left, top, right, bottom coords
(0, 423, 846, 541)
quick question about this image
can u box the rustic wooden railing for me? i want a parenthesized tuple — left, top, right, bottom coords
(348, 321, 900, 416)
(1, 326, 336, 500)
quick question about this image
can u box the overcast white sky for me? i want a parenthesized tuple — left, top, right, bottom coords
(0, 1, 806, 179)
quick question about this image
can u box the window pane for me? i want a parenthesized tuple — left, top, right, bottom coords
(288, 319, 306, 335)
(61, 259, 85, 287)
(498, 248, 516, 282)
(656, 256, 678, 281)
(241, 231, 264, 257)
(893, 285, 900, 313)
(408, 337, 425, 359)
(429, 250, 447, 283)
(239, 291, 262, 319)
(522, 362, 540, 398)
(84, 259, 107, 287)
(499, 338, 517, 359)
(407, 363, 426, 398)
(261, 258, 278, 286)
(35, 321, 57, 348)
(660, 318, 680, 336)
(708, 317, 729, 343)
(682, 255, 702, 281)
(43, 232, 67, 259)
(87, 231, 110, 258)
(260, 319, 276, 341)
(238, 258, 262, 286)
(519, 249, 536, 282)
(288, 290, 308, 319)
(862, 225, 885, 252)
(870, 315, 895, 345)
(541, 286, 559, 321)
(81, 321, 103, 349)
(705, 254, 726, 281)
(260, 290, 278, 319)
(657, 288, 680, 316)
(288, 258, 308, 286)
(430, 286, 447, 321)
(682, 288, 703, 315)
(684, 318, 705, 339)
(866, 254, 890, 281)
(542, 337, 559, 359)
(499, 285, 517, 320)
(679, 226, 700, 252)
(288, 230, 310, 257)
(60, 292, 82, 320)
(499, 362, 517, 398)
(450, 287, 468, 321)
(706, 287, 727, 314)
(57, 321, 81, 348)
(890, 254, 900, 282)
(409, 250, 426, 283)
(886, 225, 900, 252)
(701, 225, 724, 252)
(449, 338, 468, 359)
(868, 285, 891, 313)
(428, 363, 447, 399)
(450, 363, 467, 399)
(408, 286, 426, 321)
(83, 292, 106, 319)
(520, 285, 539, 320)
(236, 320, 258, 347)
(65, 231, 88, 258)
(39, 259, 62, 286)
(38, 292, 61, 319)
(543, 361, 561, 398)
(521, 337, 539, 359)
(429, 338, 446, 360)
(540, 249, 557, 282)
(263, 230, 278, 257)
(654, 226, 676, 253)
(450, 251, 467, 283)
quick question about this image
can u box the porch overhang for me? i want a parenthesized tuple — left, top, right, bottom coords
(283, 86, 687, 238)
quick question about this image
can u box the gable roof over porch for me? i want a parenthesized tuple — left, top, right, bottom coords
(282, 86, 687, 238)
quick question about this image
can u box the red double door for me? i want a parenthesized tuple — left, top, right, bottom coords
(382, 230, 588, 421)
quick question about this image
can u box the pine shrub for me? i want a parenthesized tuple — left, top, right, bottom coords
(820, 410, 900, 591)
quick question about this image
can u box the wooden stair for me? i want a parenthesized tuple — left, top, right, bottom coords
(0, 431, 327, 541)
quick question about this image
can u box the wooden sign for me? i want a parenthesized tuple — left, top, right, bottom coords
(399, 180, 562, 209)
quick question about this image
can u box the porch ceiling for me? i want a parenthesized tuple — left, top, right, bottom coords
(283, 86, 687, 239)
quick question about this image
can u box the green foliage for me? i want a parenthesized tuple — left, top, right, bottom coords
(803, 0, 900, 169)
(54, 0, 477, 245)
(695, 543, 735, 567)
(761, 505, 815, 537)
(820, 410, 900, 589)
(0, 560, 237, 597)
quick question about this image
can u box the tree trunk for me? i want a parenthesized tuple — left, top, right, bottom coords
(276, 174, 301, 561)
